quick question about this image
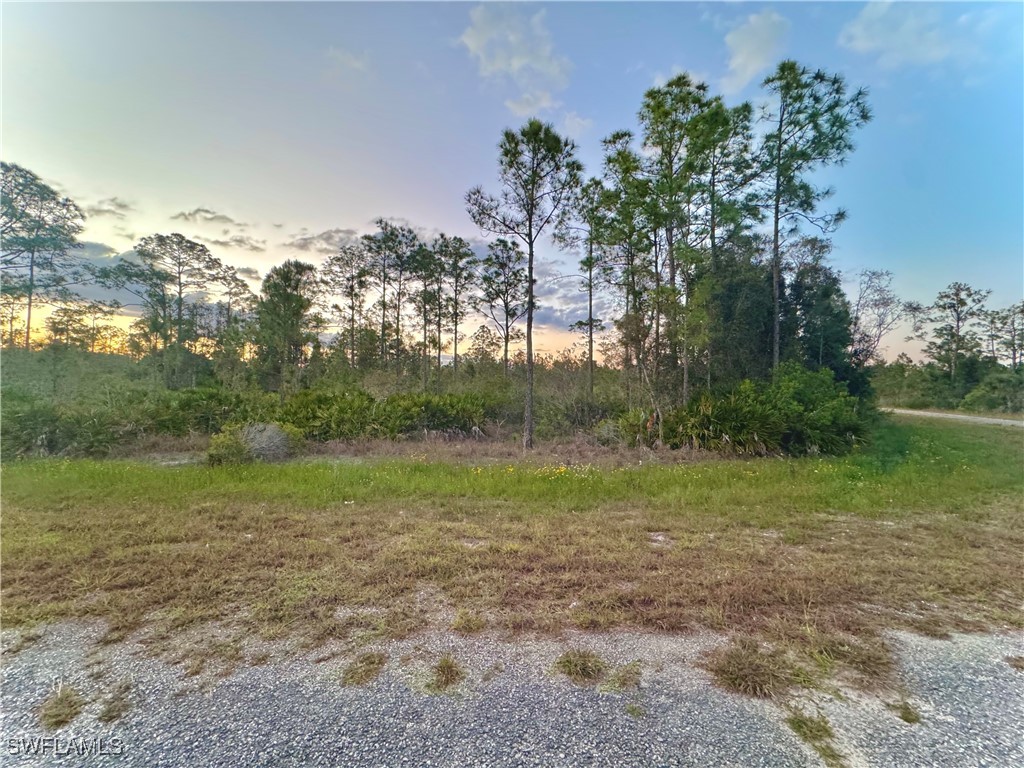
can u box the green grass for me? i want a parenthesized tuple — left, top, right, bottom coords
(600, 661, 642, 692)
(428, 654, 465, 692)
(786, 709, 847, 768)
(555, 650, 607, 684)
(889, 700, 921, 724)
(2, 418, 1021, 695)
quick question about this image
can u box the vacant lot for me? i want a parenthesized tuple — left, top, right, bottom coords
(2, 417, 1021, 695)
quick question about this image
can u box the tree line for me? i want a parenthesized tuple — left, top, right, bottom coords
(3, 60, 1022, 446)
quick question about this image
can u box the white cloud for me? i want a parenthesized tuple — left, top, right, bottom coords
(325, 47, 369, 74)
(720, 10, 790, 95)
(460, 5, 572, 117)
(560, 111, 592, 141)
(839, 3, 951, 69)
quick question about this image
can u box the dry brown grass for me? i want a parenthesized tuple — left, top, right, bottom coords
(39, 681, 85, 730)
(341, 652, 388, 687)
(2, 420, 1021, 697)
(429, 653, 465, 691)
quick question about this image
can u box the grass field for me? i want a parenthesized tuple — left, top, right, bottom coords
(2, 416, 1021, 696)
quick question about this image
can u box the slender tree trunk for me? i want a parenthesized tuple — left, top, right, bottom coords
(666, 222, 676, 371)
(422, 300, 429, 392)
(379, 267, 388, 364)
(503, 318, 510, 378)
(452, 290, 459, 383)
(349, 303, 356, 367)
(587, 239, 595, 401)
(524, 235, 535, 450)
(772, 103, 785, 370)
(709, 159, 718, 271)
(653, 235, 661, 385)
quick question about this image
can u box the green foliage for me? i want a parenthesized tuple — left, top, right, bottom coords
(0, 390, 138, 458)
(668, 383, 784, 455)
(765, 364, 866, 455)
(960, 370, 1024, 413)
(664, 365, 867, 457)
(207, 429, 252, 466)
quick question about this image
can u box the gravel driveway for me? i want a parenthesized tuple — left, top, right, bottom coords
(2, 623, 1021, 767)
(885, 409, 1024, 428)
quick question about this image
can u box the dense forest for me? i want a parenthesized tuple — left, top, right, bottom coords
(2, 60, 1022, 459)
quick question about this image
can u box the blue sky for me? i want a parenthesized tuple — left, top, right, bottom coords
(4, 2, 1022, 357)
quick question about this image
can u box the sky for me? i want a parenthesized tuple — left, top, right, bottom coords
(4, 1, 1023, 360)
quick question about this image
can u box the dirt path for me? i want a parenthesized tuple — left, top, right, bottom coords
(886, 408, 1024, 428)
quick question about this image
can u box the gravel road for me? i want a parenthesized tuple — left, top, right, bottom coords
(2, 623, 1021, 767)
(885, 408, 1024, 428)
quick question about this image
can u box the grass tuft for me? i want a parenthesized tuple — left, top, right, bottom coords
(786, 709, 847, 768)
(341, 652, 388, 687)
(39, 680, 85, 730)
(601, 660, 642, 692)
(1006, 655, 1024, 672)
(428, 653, 465, 692)
(706, 638, 798, 698)
(624, 702, 645, 718)
(451, 610, 487, 634)
(890, 700, 921, 724)
(555, 649, 607, 684)
(98, 680, 132, 723)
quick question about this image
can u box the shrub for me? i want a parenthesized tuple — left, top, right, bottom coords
(765, 364, 865, 455)
(617, 408, 656, 448)
(667, 384, 784, 455)
(207, 429, 251, 466)
(960, 370, 1024, 413)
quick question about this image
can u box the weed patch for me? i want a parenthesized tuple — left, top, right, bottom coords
(889, 700, 921, 724)
(706, 638, 801, 699)
(39, 680, 85, 730)
(555, 649, 607, 684)
(600, 660, 642, 692)
(451, 610, 487, 634)
(786, 709, 847, 768)
(428, 654, 465, 692)
(98, 680, 132, 723)
(341, 652, 388, 687)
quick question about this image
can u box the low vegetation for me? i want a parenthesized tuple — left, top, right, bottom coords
(555, 650, 607, 684)
(341, 652, 388, 687)
(786, 709, 846, 768)
(2, 419, 1021, 699)
(428, 654, 465, 692)
(39, 681, 85, 730)
(97, 680, 133, 723)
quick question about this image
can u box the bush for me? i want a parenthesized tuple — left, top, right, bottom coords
(209, 421, 305, 465)
(765, 364, 866, 455)
(659, 365, 869, 457)
(207, 430, 252, 466)
(960, 370, 1024, 413)
(667, 383, 784, 455)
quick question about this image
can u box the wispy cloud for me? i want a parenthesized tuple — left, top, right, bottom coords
(282, 227, 359, 255)
(236, 266, 261, 282)
(171, 207, 247, 227)
(839, 3, 951, 69)
(325, 46, 369, 76)
(721, 10, 790, 95)
(560, 111, 592, 141)
(194, 234, 267, 253)
(84, 197, 134, 220)
(460, 4, 572, 117)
